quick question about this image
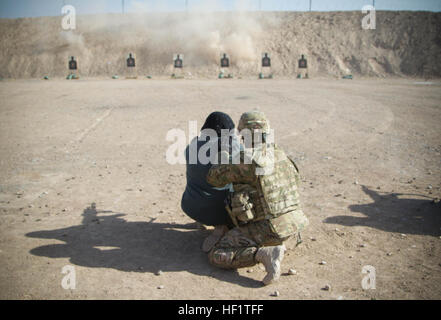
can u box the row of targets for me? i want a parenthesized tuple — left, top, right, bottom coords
(260, 53, 308, 69)
(66, 53, 308, 79)
(260, 53, 309, 79)
(68, 53, 184, 78)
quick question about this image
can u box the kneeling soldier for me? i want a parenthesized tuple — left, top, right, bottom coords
(206, 111, 308, 285)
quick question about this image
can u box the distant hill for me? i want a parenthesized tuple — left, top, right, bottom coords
(0, 11, 440, 78)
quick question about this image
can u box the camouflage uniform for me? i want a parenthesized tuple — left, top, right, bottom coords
(206, 111, 308, 270)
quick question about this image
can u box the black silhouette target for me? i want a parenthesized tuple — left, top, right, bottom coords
(298, 55, 307, 69)
(262, 53, 271, 67)
(174, 55, 183, 68)
(127, 54, 135, 68)
(69, 57, 77, 70)
(221, 54, 230, 68)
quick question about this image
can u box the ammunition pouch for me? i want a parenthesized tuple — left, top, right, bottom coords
(225, 184, 257, 227)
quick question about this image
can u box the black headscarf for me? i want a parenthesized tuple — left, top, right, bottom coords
(201, 112, 235, 137)
(201, 112, 235, 153)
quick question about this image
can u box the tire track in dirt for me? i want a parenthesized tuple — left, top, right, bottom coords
(75, 107, 114, 144)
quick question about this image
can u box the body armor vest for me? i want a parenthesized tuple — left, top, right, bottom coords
(228, 146, 308, 240)
(256, 148, 301, 218)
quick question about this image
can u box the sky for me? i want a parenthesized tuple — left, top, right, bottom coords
(0, 0, 440, 18)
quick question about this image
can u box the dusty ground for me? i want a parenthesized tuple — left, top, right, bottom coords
(0, 78, 440, 300)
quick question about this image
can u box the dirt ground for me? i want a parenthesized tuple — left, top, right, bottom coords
(0, 77, 440, 300)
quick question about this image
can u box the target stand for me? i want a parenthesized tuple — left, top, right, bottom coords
(259, 53, 273, 79)
(171, 54, 185, 79)
(125, 53, 138, 79)
(67, 56, 80, 80)
(297, 54, 309, 79)
(218, 53, 233, 79)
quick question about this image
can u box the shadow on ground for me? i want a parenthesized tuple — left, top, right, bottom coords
(324, 185, 441, 236)
(26, 203, 262, 288)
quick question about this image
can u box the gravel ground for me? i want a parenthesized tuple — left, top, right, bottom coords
(0, 78, 440, 299)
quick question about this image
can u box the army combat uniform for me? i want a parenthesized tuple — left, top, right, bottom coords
(206, 143, 309, 270)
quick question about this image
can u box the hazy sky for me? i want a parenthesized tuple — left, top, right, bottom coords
(0, 0, 440, 18)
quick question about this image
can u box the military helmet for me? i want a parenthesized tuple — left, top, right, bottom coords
(238, 110, 270, 133)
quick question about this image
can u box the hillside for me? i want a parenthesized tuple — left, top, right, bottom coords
(0, 11, 440, 78)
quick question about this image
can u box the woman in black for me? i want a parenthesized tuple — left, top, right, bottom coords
(181, 112, 236, 228)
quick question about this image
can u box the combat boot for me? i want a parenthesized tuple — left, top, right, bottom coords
(255, 245, 286, 285)
(202, 225, 229, 253)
